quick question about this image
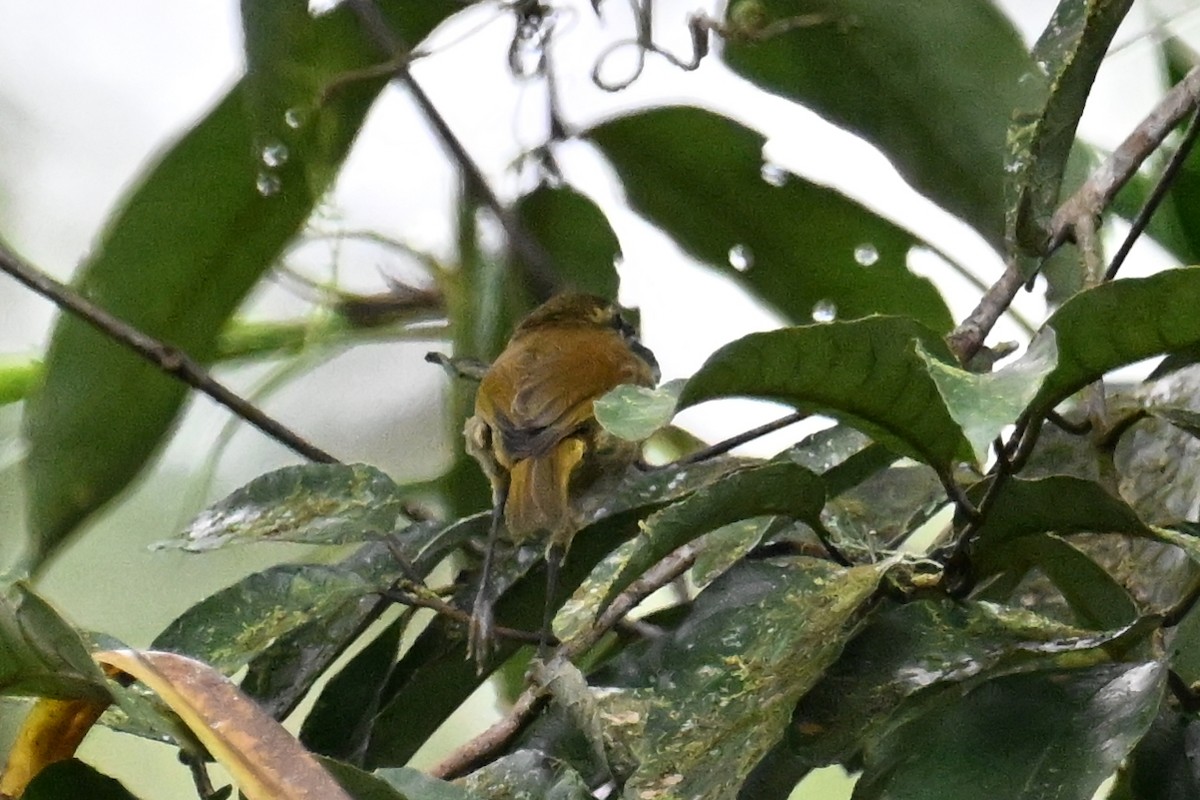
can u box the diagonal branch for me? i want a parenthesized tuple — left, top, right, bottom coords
(430, 540, 701, 780)
(344, 0, 561, 300)
(0, 240, 339, 464)
(948, 65, 1200, 364)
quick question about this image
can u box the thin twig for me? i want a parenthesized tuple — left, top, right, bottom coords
(945, 261, 1029, 364)
(1106, 103, 1200, 281)
(377, 587, 546, 645)
(1049, 65, 1200, 253)
(672, 410, 809, 466)
(343, 0, 560, 300)
(948, 65, 1200, 364)
(0, 240, 339, 464)
(431, 541, 701, 779)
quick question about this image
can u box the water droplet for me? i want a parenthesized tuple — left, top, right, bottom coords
(308, 0, 341, 16)
(853, 243, 879, 266)
(728, 244, 753, 272)
(760, 162, 788, 187)
(811, 300, 837, 322)
(260, 141, 289, 169)
(284, 108, 304, 129)
(256, 171, 282, 197)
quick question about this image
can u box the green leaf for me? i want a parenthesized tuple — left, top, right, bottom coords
(20, 3, 404, 567)
(0, 581, 110, 701)
(605, 559, 889, 800)
(919, 330, 1058, 464)
(151, 562, 387, 674)
(822, 461, 945, 553)
(855, 660, 1164, 800)
(791, 600, 1151, 768)
(169, 463, 408, 551)
(322, 758, 482, 800)
(678, 317, 973, 472)
(239, 521, 467, 719)
(588, 107, 952, 331)
(971, 476, 1150, 571)
(593, 379, 683, 442)
(515, 185, 620, 298)
(1123, 708, 1200, 800)
(23, 759, 140, 800)
(1007, 0, 1135, 254)
(560, 461, 825, 640)
(1031, 268, 1200, 417)
(301, 616, 404, 761)
(722, 0, 1030, 247)
(994, 534, 1138, 629)
(462, 750, 591, 800)
(372, 766, 483, 800)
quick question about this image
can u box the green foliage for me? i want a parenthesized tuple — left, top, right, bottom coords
(11, 1, 1200, 799)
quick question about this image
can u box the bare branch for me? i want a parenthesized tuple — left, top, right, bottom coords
(1106, 103, 1200, 281)
(948, 65, 1200, 363)
(1049, 65, 1200, 252)
(0, 240, 339, 464)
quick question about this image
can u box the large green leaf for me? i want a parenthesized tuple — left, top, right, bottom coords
(515, 185, 620, 298)
(20, 2, 457, 568)
(240, 519, 467, 720)
(722, 0, 1030, 247)
(599, 559, 888, 800)
(171, 463, 408, 551)
(588, 107, 952, 331)
(855, 660, 1164, 800)
(0, 582, 110, 701)
(150, 563, 384, 674)
(790, 600, 1150, 768)
(1007, 0, 1135, 254)
(998, 534, 1138, 630)
(919, 330, 1058, 464)
(969, 476, 1150, 571)
(1030, 268, 1200, 416)
(561, 460, 826, 640)
(678, 317, 973, 472)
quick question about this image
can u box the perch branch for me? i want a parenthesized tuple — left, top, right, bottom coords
(0, 240, 339, 464)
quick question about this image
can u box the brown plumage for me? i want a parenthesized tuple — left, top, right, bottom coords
(463, 293, 659, 665)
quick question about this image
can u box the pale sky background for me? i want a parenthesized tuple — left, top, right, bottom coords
(1, 1, 1200, 796)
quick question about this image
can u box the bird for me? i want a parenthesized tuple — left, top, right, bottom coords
(463, 292, 660, 667)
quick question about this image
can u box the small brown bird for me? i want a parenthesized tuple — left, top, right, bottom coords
(464, 293, 660, 665)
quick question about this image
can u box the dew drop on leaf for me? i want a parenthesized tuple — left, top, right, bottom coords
(728, 244, 754, 272)
(853, 243, 879, 266)
(811, 300, 837, 323)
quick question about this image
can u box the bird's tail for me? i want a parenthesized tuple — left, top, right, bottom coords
(505, 437, 586, 539)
